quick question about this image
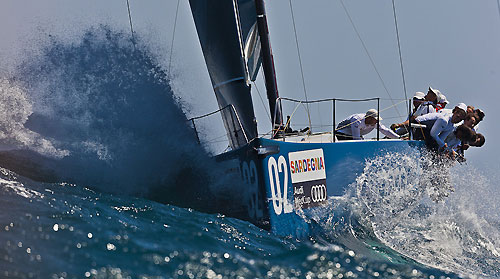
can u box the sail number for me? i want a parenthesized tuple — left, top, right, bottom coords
(267, 156, 293, 215)
(241, 160, 263, 219)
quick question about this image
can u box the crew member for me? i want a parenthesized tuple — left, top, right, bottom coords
(435, 92, 449, 112)
(413, 103, 467, 151)
(393, 92, 425, 135)
(444, 124, 476, 154)
(336, 109, 399, 140)
(426, 86, 439, 104)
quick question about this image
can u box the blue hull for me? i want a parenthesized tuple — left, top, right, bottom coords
(216, 138, 424, 238)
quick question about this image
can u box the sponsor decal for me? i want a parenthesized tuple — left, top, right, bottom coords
(311, 184, 327, 203)
(288, 149, 328, 210)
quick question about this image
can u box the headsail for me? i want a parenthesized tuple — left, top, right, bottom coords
(189, 0, 262, 149)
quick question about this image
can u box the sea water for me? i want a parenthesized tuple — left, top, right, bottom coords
(0, 27, 499, 279)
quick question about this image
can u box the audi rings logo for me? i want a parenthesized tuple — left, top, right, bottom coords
(310, 185, 327, 203)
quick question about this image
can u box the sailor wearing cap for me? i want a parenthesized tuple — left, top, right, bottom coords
(335, 109, 399, 140)
(408, 87, 440, 119)
(412, 92, 425, 111)
(426, 86, 440, 104)
(436, 91, 449, 111)
(414, 103, 468, 150)
(413, 91, 436, 118)
(392, 92, 427, 135)
(391, 90, 437, 133)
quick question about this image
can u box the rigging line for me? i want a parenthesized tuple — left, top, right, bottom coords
(252, 78, 273, 122)
(391, 0, 410, 135)
(338, 0, 403, 120)
(391, 0, 409, 113)
(497, 0, 500, 21)
(168, 0, 181, 78)
(288, 0, 312, 132)
(126, 0, 136, 49)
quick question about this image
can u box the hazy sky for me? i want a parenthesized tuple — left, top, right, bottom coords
(1, 0, 499, 168)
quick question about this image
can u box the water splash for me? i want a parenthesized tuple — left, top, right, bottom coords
(296, 151, 500, 277)
(351, 152, 500, 277)
(0, 26, 214, 198)
(0, 78, 68, 158)
(355, 151, 427, 224)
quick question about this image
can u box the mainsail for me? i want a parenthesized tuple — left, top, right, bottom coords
(189, 0, 262, 149)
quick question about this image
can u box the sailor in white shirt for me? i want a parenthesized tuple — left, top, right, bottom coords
(435, 91, 449, 112)
(444, 124, 475, 151)
(414, 103, 467, 150)
(438, 108, 453, 115)
(391, 89, 437, 132)
(415, 87, 439, 117)
(393, 92, 425, 135)
(336, 109, 399, 140)
(414, 100, 436, 117)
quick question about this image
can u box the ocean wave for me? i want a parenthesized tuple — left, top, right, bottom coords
(0, 166, 456, 279)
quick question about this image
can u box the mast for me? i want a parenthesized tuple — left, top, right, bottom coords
(255, 0, 283, 135)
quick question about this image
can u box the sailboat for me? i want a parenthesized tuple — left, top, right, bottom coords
(188, 0, 423, 238)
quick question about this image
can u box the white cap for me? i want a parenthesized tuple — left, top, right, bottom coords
(428, 86, 441, 95)
(413, 92, 425, 100)
(456, 103, 467, 113)
(365, 109, 382, 120)
(437, 92, 449, 104)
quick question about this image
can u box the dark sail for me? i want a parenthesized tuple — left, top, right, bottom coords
(189, 0, 260, 149)
(238, 0, 262, 81)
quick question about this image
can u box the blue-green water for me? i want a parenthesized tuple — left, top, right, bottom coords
(0, 26, 499, 278)
(0, 168, 465, 278)
(1, 164, 499, 279)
